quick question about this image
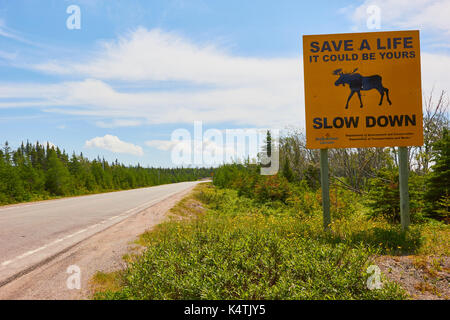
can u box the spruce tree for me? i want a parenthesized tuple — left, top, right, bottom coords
(45, 149, 72, 195)
(424, 128, 450, 221)
(282, 159, 294, 182)
(266, 130, 272, 158)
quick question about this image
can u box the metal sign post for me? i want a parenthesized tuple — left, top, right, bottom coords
(320, 149, 331, 230)
(398, 147, 410, 230)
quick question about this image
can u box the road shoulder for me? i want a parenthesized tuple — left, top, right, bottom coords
(0, 186, 195, 300)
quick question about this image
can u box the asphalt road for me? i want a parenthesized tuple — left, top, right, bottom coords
(0, 181, 201, 287)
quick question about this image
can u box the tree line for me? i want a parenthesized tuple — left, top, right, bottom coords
(0, 141, 213, 205)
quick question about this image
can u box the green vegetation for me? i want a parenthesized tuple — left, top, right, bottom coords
(0, 141, 213, 205)
(366, 167, 426, 223)
(94, 180, 447, 300)
(90, 271, 126, 294)
(424, 128, 450, 221)
(88, 93, 450, 299)
(92, 106, 448, 299)
(274, 92, 449, 223)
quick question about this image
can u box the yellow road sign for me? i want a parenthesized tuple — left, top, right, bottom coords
(303, 30, 423, 149)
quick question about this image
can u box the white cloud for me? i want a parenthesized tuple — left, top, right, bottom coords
(421, 52, 450, 93)
(33, 28, 300, 86)
(0, 28, 449, 129)
(145, 130, 264, 166)
(0, 50, 17, 61)
(146, 138, 240, 157)
(0, 77, 303, 128)
(0, 19, 21, 41)
(95, 119, 143, 128)
(346, 0, 450, 34)
(145, 140, 180, 151)
(0, 19, 40, 46)
(85, 134, 144, 156)
(0, 27, 304, 128)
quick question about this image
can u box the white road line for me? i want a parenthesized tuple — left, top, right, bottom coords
(0, 203, 42, 212)
(50, 238, 64, 245)
(0, 193, 177, 268)
(1, 260, 12, 267)
(16, 245, 47, 259)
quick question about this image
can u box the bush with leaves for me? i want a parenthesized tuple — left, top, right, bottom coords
(254, 174, 292, 204)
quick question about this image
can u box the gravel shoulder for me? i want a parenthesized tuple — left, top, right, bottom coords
(0, 186, 195, 300)
(376, 255, 449, 300)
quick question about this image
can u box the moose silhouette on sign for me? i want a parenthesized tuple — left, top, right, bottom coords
(333, 68, 392, 109)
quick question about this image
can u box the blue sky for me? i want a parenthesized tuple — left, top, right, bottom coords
(1, 0, 449, 167)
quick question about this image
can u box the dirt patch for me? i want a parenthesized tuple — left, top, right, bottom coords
(0, 186, 196, 300)
(376, 255, 450, 300)
(168, 197, 206, 220)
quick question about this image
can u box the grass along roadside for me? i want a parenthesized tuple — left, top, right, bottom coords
(91, 183, 445, 300)
(88, 187, 207, 296)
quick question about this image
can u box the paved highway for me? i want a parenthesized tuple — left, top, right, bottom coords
(0, 181, 201, 287)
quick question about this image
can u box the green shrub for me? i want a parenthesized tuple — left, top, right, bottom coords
(213, 164, 293, 204)
(95, 185, 407, 300)
(367, 169, 425, 223)
(96, 213, 405, 300)
(254, 175, 292, 204)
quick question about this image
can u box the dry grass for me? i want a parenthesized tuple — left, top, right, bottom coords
(90, 271, 125, 295)
(135, 184, 207, 247)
